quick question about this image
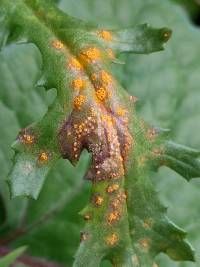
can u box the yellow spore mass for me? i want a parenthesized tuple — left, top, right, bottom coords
(106, 233, 118, 246)
(106, 48, 115, 59)
(91, 73, 98, 81)
(101, 70, 112, 84)
(107, 184, 119, 193)
(39, 152, 48, 162)
(52, 40, 64, 49)
(94, 195, 104, 206)
(72, 78, 85, 90)
(132, 255, 139, 264)
(84, 214, 91, 221)
(101, 114, 113, 126)
(68, 58, 82, 70)
(22, 134, 34, 144)
(73, 95, 86, 109)
(116, 107, 126, 116)
(139, 238, 150, 250)
(96, 87, 108, 101)
(98, 30, 113, 41)
(81, 47, 101, 62)
(107, 211, 120, 224)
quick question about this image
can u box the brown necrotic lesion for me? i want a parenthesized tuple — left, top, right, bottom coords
(58, 38, 133, 184)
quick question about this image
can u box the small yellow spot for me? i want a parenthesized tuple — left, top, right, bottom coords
(132, 255, 139, 264)
(71, 78, 85, 90)
(143, 219, 153, 229)
(152, 148, 164, 157)
(80, 232, 89, 242)
(116, 107, 126, 117)
(101, 114, 113, 126)
(68, 58, 82, 70)
(94, 195, 104, 206)
(22, 134, 34, 144)
(106, 48, 115, 59)
(129, 95, 138, 103)
(107, 184, 119, 193)
(91, 73, 98, 81)
(39, 152, 48, 162)
(81, 47, 101, 62)
(111, 198, 120, 209)
(52, 40, 64, 50)
(98, 30, 113, 41)
(117, 192, 127, 201)
(147, 128, 157, 141)
(163, 30, 171, 40)
(153, 263, 159, 267)
(164, 33, 168, 38)
(138, 156, 146, 166)
(106, 233, 118, 246)
(96, 87, 108, 101)
(101, 70, 112, 85)
(73, 95, 86, 110)
(139, 238, 150, 250)
(107, 211, 120, 224)
(84, 214, 91, 221)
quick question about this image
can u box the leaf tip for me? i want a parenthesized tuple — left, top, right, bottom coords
(160, 28, 172, 43)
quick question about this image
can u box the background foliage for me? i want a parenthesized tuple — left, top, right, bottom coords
(0, 0, 200, 266)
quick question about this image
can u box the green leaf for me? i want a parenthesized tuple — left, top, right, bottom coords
(109, 24, 172, 54)
(153, 141, 200, 181)
(0, 0, 170, 200)
(0, 246, 27, 267)
(59, 0, 200, 266)
(12, 152, 90, 265)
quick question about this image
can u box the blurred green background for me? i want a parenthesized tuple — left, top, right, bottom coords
(0, 0, 200, 266)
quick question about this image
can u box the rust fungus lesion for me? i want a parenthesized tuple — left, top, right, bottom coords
(139, 238, 150, 251)
(80, 47, 101, 62)
(93, 194, 104, 207)
(80, 231, 89, 242)
(71, 78, 86, 90)
(96, 87, 108, 101)
(91, 73, 98, 81)
(38, 151, 48, 163)
(131, 255, 139, 265)
(101, 70, 113, 85)
(107, 211, 120, 224)
(106, 48, 115, 60)
(98, 30, 113, 41)
(129, 95, 138, 104)
(68, 57, 83, 70)
(51, 39, 64, 50)
(107, 184, 119, 193)
(84, 214, 91, 221)
(20, 134, 35, 144)
(73, 95, 86, 110)
(111, 191, 126, 209)
(152, 147, 164, 157)
(101, 114, 113, 126)
(143, 218, 154, 230)
(146, 128, 157, 141)
(106, 233, 118, 246)
(116, 107, 127, 117)
(138, 155, 146, 166)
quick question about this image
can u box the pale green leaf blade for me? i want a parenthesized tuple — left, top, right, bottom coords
(0, 246, 27, 267)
